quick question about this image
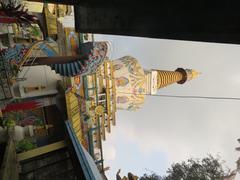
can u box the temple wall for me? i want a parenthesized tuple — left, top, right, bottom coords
(17, 66, 62, 98)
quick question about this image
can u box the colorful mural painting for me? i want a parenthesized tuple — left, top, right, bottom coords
(0, 44, 29, 70)
(113, 56, 147, 111)
(120, 56, 141, 74)
(5, 107, 44, 126)
(116, 76, 129, 87)
(113, 63, 123, 71)
(2, 100, 43, 113)
(0, 39, 58, 74)
(118, 56, 146, 90)
(74, 75, 82, 90)
(81, 42, 108, 75)
(127, 94, 145, 111)
(19, 108, 44, 126)
(64, 28, 79, 56)
(3, 100, 53, 135)
(3, 97, 56, 126)
(117, 96, 129, 104)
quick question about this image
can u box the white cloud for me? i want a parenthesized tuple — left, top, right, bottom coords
(103, 144, 117, 161)
(96, 34, 240, 178)
(115, 100, 240, 172)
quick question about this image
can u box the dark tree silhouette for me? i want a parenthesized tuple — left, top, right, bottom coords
(0, 0, 38, 25)
(140, 155, 229, 180)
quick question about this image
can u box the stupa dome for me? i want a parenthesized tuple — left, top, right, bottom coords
(113, 56, 147, 111)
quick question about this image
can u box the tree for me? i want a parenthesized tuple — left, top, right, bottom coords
(139, 155, 229, 180)
(139, 173, 162, 180)
(0, 0, 38, 25)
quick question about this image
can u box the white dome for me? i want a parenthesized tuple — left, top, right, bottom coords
(113, 56, 147, 111)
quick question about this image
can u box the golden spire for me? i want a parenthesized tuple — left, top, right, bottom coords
(155, 68, 200, 89)
(186, 69, 201, 81)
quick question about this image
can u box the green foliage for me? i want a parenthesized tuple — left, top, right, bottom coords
(34, 117, 43, 126)
(140, 173, 162, 180)
(139, 155, 228, 180)
(29, 26, 41, 37)
(2, 118, 16, 128)
(165, 155, 226, 180)
(16, 139, 36, 153)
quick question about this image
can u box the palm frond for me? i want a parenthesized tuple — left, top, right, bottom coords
(0, 1, 38, 26)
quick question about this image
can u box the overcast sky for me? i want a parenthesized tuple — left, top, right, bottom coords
(95, 34, 240, 179)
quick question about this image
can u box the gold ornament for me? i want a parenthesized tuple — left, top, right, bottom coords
(95, 105, 104, 115)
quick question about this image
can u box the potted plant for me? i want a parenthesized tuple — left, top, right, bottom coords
(16, 139, 36, 153)
(2, 117, 15, 128)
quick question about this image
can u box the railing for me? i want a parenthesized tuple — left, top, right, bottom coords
(65, 120, 103, 180)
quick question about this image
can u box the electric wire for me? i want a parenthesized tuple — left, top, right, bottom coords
(117, 91, 240, 101)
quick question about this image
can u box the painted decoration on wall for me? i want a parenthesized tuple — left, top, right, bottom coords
(74, 75, 82, 90)
(1, 44, 28, 64)
(118, 56, 146, 91)
(4, 107, 44, 126)
(117, 96, 129, 104)
(120, 56, 143, 75)
(2, 100, 43, 113)
(64, 28, 79, 56)
(65, 89, 85, 145)
(113, 63, 123, 71)
(0, 39, 58, 73)
(131, 87, 145, 95)
(18, 108, 44, 126)
(2, 97, 55, 127)
(114, 56, 147, 111)
(76, 41, 108, 76)
(116, 76, 129, 87)
(2, 97, 55, 113)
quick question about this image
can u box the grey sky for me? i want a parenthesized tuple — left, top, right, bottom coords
(95, 34, 240, 179)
